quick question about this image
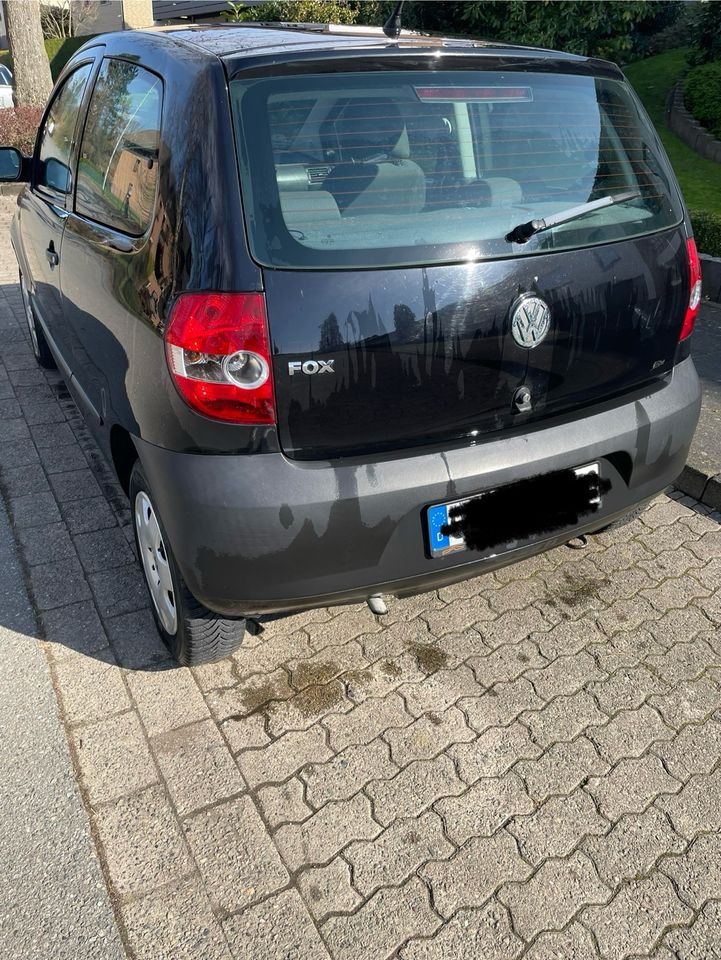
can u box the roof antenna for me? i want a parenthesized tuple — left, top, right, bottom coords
(383, 0, 405, 39)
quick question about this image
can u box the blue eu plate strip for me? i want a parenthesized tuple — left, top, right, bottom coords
(428, 503, 450, 553)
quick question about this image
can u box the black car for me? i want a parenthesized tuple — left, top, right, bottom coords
(0, 23, 701, 664)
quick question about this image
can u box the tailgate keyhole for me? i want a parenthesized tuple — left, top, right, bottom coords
(512, 385, 533, 414)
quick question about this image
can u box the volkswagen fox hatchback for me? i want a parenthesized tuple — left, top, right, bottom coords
(0, 24, 701, 664)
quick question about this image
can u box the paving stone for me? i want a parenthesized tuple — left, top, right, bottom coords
(37, 441, 89, 474)
(596, 596, 658, 636)
(0, 416, 31, 444)
(41, 598, 108, 660)
(663, 901, 721, 960)
(183, 795, 288, 913)
(287, 641, 367, 690)
(54, 648, 131, 725)
(422, 829, 531, 918)
(16, 520, 76, 567)
(694, 557, 721, 591)
(256, 777, 312, 829)
(206, 668, 294, 723)
(521, 690, 607, 749)
(71, 710, 158, 806)
(661, 831, 721, 908)
(28, 557, 92, 610)
(467, 639, 547, 687)
(238, 725, 331, 788)
(220, 712, 270, 755)
(432, 628, 490, 664)
(639, 547, 706, 582)
(657, 769, 721, 840)
(586, 755, 680, 821)
(233, 629, 313, 680)
(384, 704, 475, 767)
(29, 421, 78, 448)
(398, 664, 485, 718)
(347, 811, 452, 897)
(223, 888, 331, 960)
(358, 617, 431, 663)
(435, 772, 534, 844)
(127, 667, 210, 737)
(1, 461, 50, 500)
(589, 629, 665, 671)
(479, 606, 552, 650)
(515, 737, 608, 805)
(9, 490, 61, 528)
(322, 876, 439, 960)
(18, 401, 67, 426)
(589, 665, 668, 714)
(648, 606, 717, 646)
(450, 721, 541, 782)
(582, 873, 692, 960)
(587, 704, 672, 763)
(0, 437, 40, 469)
(309, 606, 383, 652)
(460, 677, 543, 735)
(651, 718, 721, 781)
(499, 851, 610, 941)
(121, 878, 233, 960)
(274, 793, 381, 870)
(88, 564, 148, 618)
(367, 752, 464, 827)
(302, 738, 396, 808)
(422, 597, 496, 636)
(640, 575, 711, 613)
(323, 691, 411, 752)
(488, 576, 547, 614)
(582, 805, 685, 887)
(343, 651, 424, 703)
(265, 679, 352, 738)
(531, 618, 606, 661)
(73, 527, 135, 574)
(526, 651, 603, 700)
(191, 657, 237, 693)
(687, 529, 721, 562)
(152, 719, 245, 817)
(61, 495, 118, 534)
(522, 922, 599, 960)
(94, 784, 194, 897)
(48, 467, 102, 503)
(508, 789, 608, 866)
(297, 858, 361, 922)
(105, 608, 171, 669)
(649, 676, 721, 728)
(400, 901, 521, 960)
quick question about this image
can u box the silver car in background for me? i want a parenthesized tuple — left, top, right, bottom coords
(0, 65, 13, 108)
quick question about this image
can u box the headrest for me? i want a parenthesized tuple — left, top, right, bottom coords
(334, 99, 409, 161)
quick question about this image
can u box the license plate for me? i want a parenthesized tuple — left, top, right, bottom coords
(427, 463, 600, 558)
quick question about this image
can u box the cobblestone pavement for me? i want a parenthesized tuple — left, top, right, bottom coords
(3, 195, 721, 959)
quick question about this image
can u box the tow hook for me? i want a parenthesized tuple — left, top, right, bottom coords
(367, 595, 388, 615)
(246, 618, 265, 636)
(566, 534, 588, 550)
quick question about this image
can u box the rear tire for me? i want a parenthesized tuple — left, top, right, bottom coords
(130, 461, 246, 665)
(20, 272, 56, 369)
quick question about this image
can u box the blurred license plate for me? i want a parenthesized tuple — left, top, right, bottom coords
(426, 463, 600, 558)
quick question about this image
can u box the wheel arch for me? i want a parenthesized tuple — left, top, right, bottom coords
(110, 424, 139, 495)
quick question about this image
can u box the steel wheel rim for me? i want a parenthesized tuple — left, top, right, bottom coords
(134, 491, 177, 635)
(20, 276, 40, 357)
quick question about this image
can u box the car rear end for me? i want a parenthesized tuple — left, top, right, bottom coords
(152, 40, 701, 616)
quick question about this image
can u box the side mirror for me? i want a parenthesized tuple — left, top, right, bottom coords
(0, 146, 24, 182)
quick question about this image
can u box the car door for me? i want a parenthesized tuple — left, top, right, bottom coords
(60, 57, 163, 427)
(18, 58, 97, 368)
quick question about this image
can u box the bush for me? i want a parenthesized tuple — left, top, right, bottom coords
(685, 62, 721, 141)
(0, 107, 43, 154)
(691, 210, 721, 258)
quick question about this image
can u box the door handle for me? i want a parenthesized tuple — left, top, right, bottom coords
(46, 246, 59, 267)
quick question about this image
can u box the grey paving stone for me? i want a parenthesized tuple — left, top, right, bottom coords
(73, 527, 135, 574)
(29, 558, 92, 610)
(661, 831, 721, 908)
(297, 858, 361, 922)
(152, 719, 245, 817)
(120, 879, 233, 960)
(71, 710, 158, 806)
(257, 777, 312, 829)
(274, 793, 381, 871)
(20, 401, 67, 425)
(53, 648, 131, 725)
(322, 877, 440, 960)
(183, 796, 288, 913)
(88, 563, 148, 618)
(223, 889, 331, 960)
(61, 496, 117, 535)
(38, 442, 90, 474)
(41, 601, 108, 659)
(127, 667, 210, 737)
(93, 784, 194, 897)
(508, 789, 609, 866)
(49, 468, 103, 503)
(449, 720, 541, 782)
(663, 900, 721, 960)
(435, 773, 534, 844)
(522, 922, 599, 960)
(16, 521, 76, 566)
(0, 461, 49, 499)
(104, 608, 170, 669)
(657, 768, 721, 840)
(9, 490, 61, 528)
(0, 437, 40, 468)
(29, 421, 77, 448)
(400, 901, 521, 960)
(0, 417, 32, 443)
(367, 753, 465, 827)
(303, 737, 396, 808)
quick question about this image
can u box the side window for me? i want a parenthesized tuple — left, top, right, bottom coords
(37, 63, 94, 195)
(76, 59, 162, 236)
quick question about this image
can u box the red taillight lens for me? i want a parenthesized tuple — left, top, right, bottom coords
(165, 292, 275, 424)
(680, 237, 702, 342)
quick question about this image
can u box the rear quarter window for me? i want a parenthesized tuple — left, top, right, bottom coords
(231, 67, 683, 270)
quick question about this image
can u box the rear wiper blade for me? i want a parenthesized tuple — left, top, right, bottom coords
(505, 190, 640, 244)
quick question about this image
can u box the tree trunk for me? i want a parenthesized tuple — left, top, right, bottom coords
(2, 0, 53, 108)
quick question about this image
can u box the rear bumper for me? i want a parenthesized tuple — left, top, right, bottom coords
(137, 358, 701, 616)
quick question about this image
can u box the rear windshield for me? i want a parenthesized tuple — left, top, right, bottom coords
(231, 68, 683, 270)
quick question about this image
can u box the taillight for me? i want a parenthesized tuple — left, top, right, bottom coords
(165, 292, 275, 424)
(680, 237, 702, 341)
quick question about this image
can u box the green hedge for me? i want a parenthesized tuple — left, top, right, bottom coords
(684, 62, 721, 141)
(691, 211, 721, 258)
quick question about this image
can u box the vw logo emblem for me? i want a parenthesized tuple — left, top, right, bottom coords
(510, 295, 551, 349)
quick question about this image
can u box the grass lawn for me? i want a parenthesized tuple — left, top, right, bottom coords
(624, 48, 721, 217)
